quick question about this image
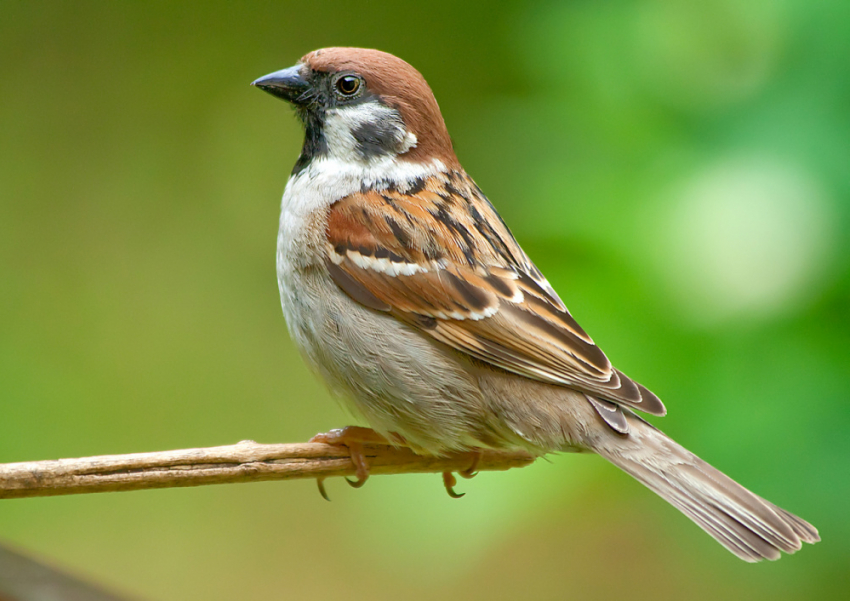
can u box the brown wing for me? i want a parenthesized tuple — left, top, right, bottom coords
(325, 171, 665, 416)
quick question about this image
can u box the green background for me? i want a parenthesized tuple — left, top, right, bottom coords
(1, 1, 848, 599)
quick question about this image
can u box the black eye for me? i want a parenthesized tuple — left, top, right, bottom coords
(335, 75, 361, 97)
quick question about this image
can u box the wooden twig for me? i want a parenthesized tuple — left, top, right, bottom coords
(0, 440, 536, 499)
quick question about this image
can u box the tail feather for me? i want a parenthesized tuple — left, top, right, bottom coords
(592, 414, 820, 562)
(770, 503, 820, 544)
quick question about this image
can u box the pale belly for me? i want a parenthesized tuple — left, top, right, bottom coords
(276, 259, 490, 454)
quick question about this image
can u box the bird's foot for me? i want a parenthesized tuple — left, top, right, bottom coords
(309, 426, 398, 500)
(441, 448, 484, 498)
(459, 448, 483, 479)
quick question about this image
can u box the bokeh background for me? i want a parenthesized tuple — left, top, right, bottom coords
(1, 1, 848, 599)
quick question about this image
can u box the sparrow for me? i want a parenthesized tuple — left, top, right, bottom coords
(252, 47, 819, 562)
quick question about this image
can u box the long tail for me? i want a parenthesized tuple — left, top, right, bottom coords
(590, 411, 819, 562)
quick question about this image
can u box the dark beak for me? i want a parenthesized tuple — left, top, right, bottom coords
(251, 65, 310, 104)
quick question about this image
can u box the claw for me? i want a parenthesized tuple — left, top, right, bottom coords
(459, 449, 483, 479)
(442, 471, 465, 498)
(317, 478, 331, 501)
(345, 476, 368, 489)
(346, 440, 371, 486)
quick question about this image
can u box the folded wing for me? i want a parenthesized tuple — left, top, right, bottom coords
(325, 171, 665, 417)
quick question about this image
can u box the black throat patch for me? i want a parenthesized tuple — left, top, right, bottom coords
(292, 108, 328, 175)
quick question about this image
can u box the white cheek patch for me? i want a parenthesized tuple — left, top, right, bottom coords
(399, 131, 417, 153)
(323, 108, 363, 159)
(324, 103, 413, 164)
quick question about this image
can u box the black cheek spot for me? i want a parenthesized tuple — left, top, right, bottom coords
(351, 120, 399, 159)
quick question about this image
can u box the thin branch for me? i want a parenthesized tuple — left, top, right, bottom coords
(0, 440, 536, 499)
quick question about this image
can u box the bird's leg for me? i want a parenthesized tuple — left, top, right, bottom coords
(441, 448, 484, 498)
(309, 426, 402, 499)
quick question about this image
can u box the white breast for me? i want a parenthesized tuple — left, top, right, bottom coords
(274, 154, 450, 356)
(272, 156, 486, 454)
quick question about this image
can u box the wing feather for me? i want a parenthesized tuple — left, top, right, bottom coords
(324, 171, 665, 416)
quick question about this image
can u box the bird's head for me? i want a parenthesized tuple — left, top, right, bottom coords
(252, 47, 457, 173)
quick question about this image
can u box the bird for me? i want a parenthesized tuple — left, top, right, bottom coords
(251, 47, 819, 562)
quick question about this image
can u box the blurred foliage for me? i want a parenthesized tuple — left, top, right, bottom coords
(0, 1, 848, 599)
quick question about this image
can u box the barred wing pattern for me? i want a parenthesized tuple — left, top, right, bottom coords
(324, 170, 665, 430)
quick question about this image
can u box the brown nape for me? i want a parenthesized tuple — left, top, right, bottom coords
(302, 47, 460, 168)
